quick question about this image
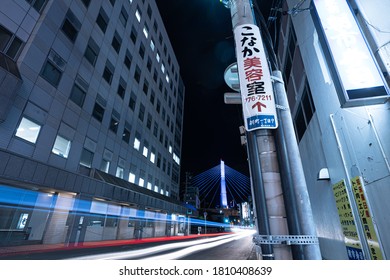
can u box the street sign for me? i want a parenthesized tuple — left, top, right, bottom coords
(224, 63, 240, 92)
(234, 23, 278, 131)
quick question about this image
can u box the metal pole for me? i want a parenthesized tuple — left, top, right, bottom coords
(229, 0, 292, 260)
(245, 130, 274, 259)
(272, 70, 322, 259)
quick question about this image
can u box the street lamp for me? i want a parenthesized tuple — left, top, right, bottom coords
(204, 211, 207, 234)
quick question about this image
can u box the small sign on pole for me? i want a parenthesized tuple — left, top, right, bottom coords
(234, 23, 278, 131)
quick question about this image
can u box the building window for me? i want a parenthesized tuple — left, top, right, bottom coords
(129, 92, 136, 111)
(133, 135, 141, 151)
(150, 90, 155, 105)
(135, 9, 141, 22)
(52, 135, 71, 158)
(116, 166, 124, 179)
(153, 122, 158, 137)
(130, 26, 137, 44)
(150, 149, 156, 163)
(111, 31, 122, 53)
(109, 116, 119, 134)
(146, 113, 152, 129)
(119, 6, 128, 26)
(142, 79, 149, 95)
(128, 172, 136, 183)
(139, 42, 145, 59)
(122, 125, 131, 143)
(117, 77, 126, 99)
(0, 25, 23, 60)
(142, 142, 148, 157)
(124, 50, 132, 69)
(150, 39, 155, 51)
(69, 75, 88, 107)
(147, 4, 152, 18)
(96, 8, 109, 33)
(25, 0, 48, 13)
(147, 57, 152, 72)
(134, 65, 141, 83)
(109, 0, 115, 5)
(294, 81, 316, 142)
(61, 9, 81, 43)
(138, 104, 145, 122)
(80, 0, 91, 8)
(80, 148, 94, 168)
(15, 117, 41, 144)
(84, 37, 99, 66)
(143, 24, 149, 39)
(156, 51, 160, 62)
(100, 159, 110, 173)
(92, 102, 105, 122)
(103, 60, 114, 85)
(40, 50, 65, 88)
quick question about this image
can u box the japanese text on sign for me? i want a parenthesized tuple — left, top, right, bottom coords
(234, 24, 278, 131)
(351, 176, 383, 260)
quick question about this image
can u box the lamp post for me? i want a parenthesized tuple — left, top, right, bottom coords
(204, 211, 207, 234)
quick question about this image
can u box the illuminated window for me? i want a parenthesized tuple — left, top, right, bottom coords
(128, 172, 136, 183)
(135, 9, 141, 22)
(156, 51, 160, 62)
(150, 39, 155, 51)
(138, 177, 144, 187)
(142, 146, 148, 157)
(147, 182, 152, 190)
(161, 63, 165, 73)
(52, 135, 71, 158)
(143, 24, 149, 38)
(15, 117, 41, 144)
(116, 166, 124, 179)
(100, 159, 110, 173)
(133, 137, 140, 150)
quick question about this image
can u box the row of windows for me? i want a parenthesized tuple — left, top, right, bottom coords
(0, 25, 23, 60)
(14, 116, 173, 196)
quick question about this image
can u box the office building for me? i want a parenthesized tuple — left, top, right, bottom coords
(0, 0, 186, 246)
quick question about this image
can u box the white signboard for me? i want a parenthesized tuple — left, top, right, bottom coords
(234, 24, 278, 131)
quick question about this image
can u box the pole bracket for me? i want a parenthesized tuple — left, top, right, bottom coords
(275, 104, 289, 111)
(253, 234, 319, 245)
(271, 75, 285, 84)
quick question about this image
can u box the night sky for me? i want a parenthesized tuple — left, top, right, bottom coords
(155, 0, 250, 179)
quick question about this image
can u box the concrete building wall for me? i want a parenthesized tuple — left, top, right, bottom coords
(282, 0, 390, 259)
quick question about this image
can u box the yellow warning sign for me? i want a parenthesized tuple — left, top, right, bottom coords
(351, 176, 383, 260)
(332, 180, 363, 260)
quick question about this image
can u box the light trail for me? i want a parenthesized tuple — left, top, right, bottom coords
(141, 229, 256, 260)
(66, 233, 244, 260)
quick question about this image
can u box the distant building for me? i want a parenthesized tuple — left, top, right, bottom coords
(276, 0, 390, 259)
(0, 0, 186, 246)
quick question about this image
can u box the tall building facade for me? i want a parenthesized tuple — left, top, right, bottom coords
(0, 0, 186, 246)
(276, 0, 390, 259)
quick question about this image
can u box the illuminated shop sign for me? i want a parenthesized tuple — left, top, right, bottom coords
(234, 24, 278, 131)
(312, 0, 389, 107)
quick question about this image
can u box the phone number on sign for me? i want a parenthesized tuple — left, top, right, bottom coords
(212, 266, 272, 276)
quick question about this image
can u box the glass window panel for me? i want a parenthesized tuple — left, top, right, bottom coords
(52, 135, 71, 158)
(15, 117, 41, 143)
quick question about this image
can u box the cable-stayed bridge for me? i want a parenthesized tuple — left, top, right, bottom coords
(191, 160, 251, 209)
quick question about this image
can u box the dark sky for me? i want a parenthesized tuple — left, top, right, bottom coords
(155, 0, 250, 178)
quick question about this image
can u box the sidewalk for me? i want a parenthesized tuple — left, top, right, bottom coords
(0, 233, 231, 258)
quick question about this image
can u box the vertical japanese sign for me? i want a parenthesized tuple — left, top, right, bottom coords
(332, 180, 364, 260)
(234, 24, 278, 131)
(351, 176, 383, 260)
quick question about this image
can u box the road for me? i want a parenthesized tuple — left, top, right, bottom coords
(0, 229, 257, 260)
(69, 229, 257, 260)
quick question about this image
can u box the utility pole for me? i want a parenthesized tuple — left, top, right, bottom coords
(223, 0, 322, 259)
